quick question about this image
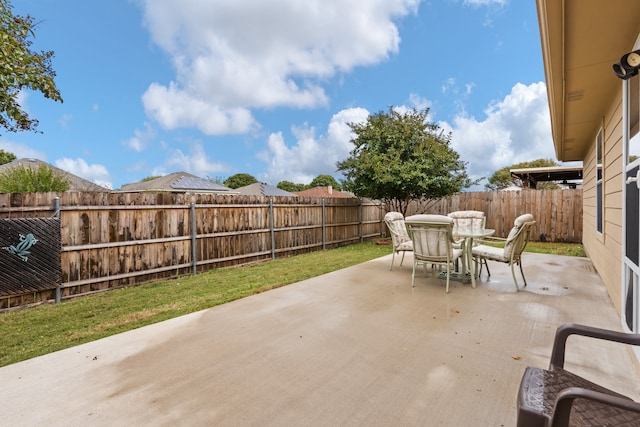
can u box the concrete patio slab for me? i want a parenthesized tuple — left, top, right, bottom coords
(1, 252, 639, 426)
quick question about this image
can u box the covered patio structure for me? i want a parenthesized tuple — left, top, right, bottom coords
(0, 252, 638, 426)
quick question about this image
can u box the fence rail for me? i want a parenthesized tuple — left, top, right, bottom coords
(0, 188, 582, 309)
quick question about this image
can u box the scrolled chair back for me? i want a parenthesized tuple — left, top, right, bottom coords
(447, 210, 486, 234)
(503, 213, 535, 260)
(384, 211, 411, 246)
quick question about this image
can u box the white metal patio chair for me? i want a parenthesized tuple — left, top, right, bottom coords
(383, 211, 413, 270)
(447, 210, 486, 239)
(448, 210, 487, 271)
(471, 213, 535, 291)
(405, 214, 463, 293)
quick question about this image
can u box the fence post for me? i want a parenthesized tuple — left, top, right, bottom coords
(359, 200, 363, 243)
(270, 198, 276, 259)
(54, 197, 61, 303)
(322, 199, 326, 250)
(191, 202, 197, 275)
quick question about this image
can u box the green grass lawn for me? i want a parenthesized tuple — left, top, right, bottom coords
(0, 239, 584, 367)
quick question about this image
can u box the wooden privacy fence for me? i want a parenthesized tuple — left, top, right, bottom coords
(0, 192, 385, 309)
(0, 188, 582, 309)
(409, 188, 583, 243)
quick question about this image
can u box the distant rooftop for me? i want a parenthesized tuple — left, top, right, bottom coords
(234, 182, 296, 197)
(293, 186, 354, 198)
(119, 172, 234, 193)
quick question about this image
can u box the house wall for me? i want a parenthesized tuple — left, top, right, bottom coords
(582, 89, 624, 314)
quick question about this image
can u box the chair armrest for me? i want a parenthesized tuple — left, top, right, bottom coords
(475, 236, 506, 247)
(550, 387, 640, 427)
(550, 323, 640, 369)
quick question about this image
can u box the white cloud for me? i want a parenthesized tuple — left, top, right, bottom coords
(122, 122, 155, 152)
(443, 81, 556, 188)
(463, 0, 508, 6)
(0, 140, 47, 160)
(139, 0, 419, 134)
(54, 158, 113, 189)
(163, 142, 232, 178)
(261, 107, 369, 184)
(409, 93, 432, 111)
(142, 83, 258, 135)
(59, 113, 73, 128)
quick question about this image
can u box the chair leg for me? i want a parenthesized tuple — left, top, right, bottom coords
(476, 257, 490, 278)
(390, 251, 396, 271)
(411, 260, 417, 287)
(518, 260, 528, 287)
(400, 251, 406, 267)
(510, 263, 520, 292)
(445, 267, 450, 293)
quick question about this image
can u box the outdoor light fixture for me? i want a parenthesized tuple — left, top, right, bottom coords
(613, 49, 640, 80)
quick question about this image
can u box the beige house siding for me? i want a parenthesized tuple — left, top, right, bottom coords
(582, 90, 624, 314)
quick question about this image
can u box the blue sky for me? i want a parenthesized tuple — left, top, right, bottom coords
(2, 0, 563, 190)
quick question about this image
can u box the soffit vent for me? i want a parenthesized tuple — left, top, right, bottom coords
(567, 90, 584, 102)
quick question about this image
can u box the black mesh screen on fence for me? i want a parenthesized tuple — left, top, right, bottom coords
(0, 218, 61, 297)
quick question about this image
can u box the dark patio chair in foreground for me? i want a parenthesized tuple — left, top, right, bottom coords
(517, 323, 640, 426)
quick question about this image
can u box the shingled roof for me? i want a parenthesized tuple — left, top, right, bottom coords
(234, 182, 296, 197)
(119, 172, 234, 193)
(293, 186, 354, 198)
(0, 158, 110, 192)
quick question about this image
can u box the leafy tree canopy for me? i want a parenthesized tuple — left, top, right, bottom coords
(0, 1, 63, 135)
(277, 180, 306, 192)
(223, 173, 257, 189)
(337, 107, 475, 215)
(141, 175, 160, 182)
(0, 164, 69, 192)
(0, 148, 16, 165)
(485, 158, 559, 190)
(308, 174, 341, 190)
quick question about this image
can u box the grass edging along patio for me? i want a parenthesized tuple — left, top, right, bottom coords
(0, 240, 585, 367)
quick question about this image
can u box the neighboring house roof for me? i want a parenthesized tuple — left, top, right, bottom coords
(119, 172, 234, 194)
(293, 186, 354, 198)
(234, 182, 296, 197)
(536, 0, 640, 161)
(0, 158, 110, 192)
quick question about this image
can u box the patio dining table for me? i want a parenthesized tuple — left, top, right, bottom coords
(453, 228, 495, 288)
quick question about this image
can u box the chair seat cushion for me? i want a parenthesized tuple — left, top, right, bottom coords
(471, 244, 508, 262)
(517, 366, 639, 426)
(396, 241, 413, 251)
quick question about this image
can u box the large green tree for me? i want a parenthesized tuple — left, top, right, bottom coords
(0, 1, 63, 134)
(485, 159, 559, 190)
(277, 180, 306, 192)
(0, 164, 69, 192)
(308, 174, 342, 190)
(223, 173, 257, 189)
(337, 108, 474, 215)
